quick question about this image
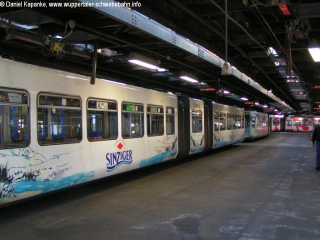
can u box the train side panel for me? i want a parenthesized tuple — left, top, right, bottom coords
(244, 111, 269, 140)
(0, 58, 179, 205)
(270, 117, 282, 132)
(211, 103, 245, 148)
(189, 98, 205, 154)
(285, 116, 314, 132)
(176, 96, 205, 159)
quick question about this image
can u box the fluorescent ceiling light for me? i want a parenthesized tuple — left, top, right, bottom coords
(308, 48, 320, 62)
(128, 59, 159, 70)
(308, 39, 320, 62)
(241, 97, 248, 101)
(0, 17, 38, 30)
(128, 52, 163, 71)
(180, 75, 198, 83)
(267, 47, 278, 57)
(157, 68, 168, 72)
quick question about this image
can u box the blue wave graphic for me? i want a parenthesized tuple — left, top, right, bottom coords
(139, 151, 173, 168)
(215, 141, 229, 147)
(13, 172, 94, 194)
(191, 146, 203, 153)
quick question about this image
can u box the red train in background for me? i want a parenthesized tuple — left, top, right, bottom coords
(270, 115, 320, 132)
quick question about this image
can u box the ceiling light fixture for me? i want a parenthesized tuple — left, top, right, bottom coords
(180, 75, 198, 83)
(128, 59, 159, 70)
(180, 71, 198, 83)
(308, 39, 320, 62)
(128, 52, 161, 70)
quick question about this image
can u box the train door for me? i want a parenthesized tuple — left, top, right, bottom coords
(271, 117, 281, 132)
(189, 98, 204, 154)
(177, 95, 190, 160)
(244, 111, 254, 138)
(211, 103, 229, 148)
(203, 100, 213, 153)
(212, 109, 219, 148)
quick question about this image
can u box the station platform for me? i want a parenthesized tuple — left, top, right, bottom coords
(1, 132, 320, 240)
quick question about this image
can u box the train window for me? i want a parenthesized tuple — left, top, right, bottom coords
(241, 115, 245, 128)
(147, 105, 164, 136)
(236, 115, 241, 129)
(256, 117, 260, 127)
(302, 120, 310, 126)
(37, 93, 81, 145)
(251, 117, 256, 128)
(245, 116, 250, 128)
(122, 102, 144, 138)
(214, 112, 219, 131)
(227, 113, 232, 130)
(286, 120, 292, 126)
(87, 99, 118, 141)
(273, 120, 280, 126)
(232, 114, 237, 129)
(220, 112, 226, 131)
(192, 109, 202, 133)
(293, 121, 301, 126)
(0, 89, 29, 149)
(166, 107, 175, 135)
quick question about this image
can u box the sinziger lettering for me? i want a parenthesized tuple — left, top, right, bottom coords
(106, 150, 133, 172)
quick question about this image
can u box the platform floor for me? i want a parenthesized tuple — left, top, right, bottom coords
(1, 132, 320, 240)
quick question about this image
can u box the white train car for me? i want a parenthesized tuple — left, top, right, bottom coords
(0, 57, 248, 206)
(211, 102, 245, 148)
(244, 111, 269, 140)
(0, 57, 179, 205)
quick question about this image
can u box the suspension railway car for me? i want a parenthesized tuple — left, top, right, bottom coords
(0, 57, 253, 206)
(270, 116, 320, 132)
(270, 116, 282, 132)
(244, 111, 269, 140)
(284, 116, 320, 132)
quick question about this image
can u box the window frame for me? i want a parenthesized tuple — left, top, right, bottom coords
(121, 102, 144, 138)
(166, 107, 175, 135)
(37, 92, 82, 145)
(220, 112, 226, 131)
(191, 109, 203, 133)
(147, 104, 164, 137)
(87, 98, 118, 141)
(0, 88, 30, 149)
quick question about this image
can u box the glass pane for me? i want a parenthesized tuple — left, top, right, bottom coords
(87, 99, 118, 141)
(166, 115, 174, 135)
(38, 94, 81, 145)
